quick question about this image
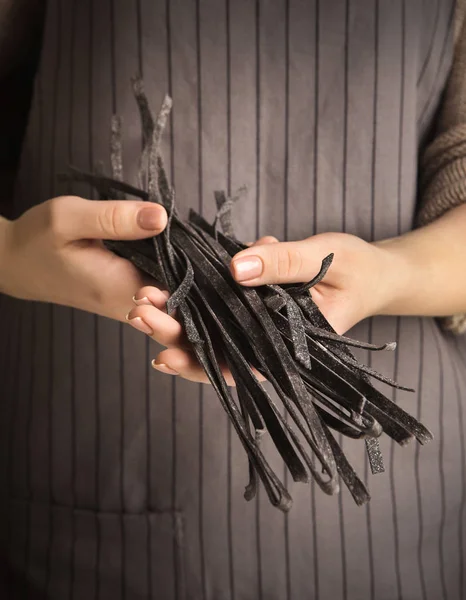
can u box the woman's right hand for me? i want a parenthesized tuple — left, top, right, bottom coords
(0, 195, 167, 321)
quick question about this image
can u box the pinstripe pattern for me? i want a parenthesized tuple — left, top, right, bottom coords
(1, 0, 464, 598)
(224, 3, 236, 595)
(415, 319, 428, 600)
(283, 5, 292, 599)
(338, 4, 350, 599)
(452, 342, 466, 600)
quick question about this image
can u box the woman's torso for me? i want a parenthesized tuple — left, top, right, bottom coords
(1, 1, 466, 599)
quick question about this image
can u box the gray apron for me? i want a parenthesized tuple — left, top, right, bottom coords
(1, 1, 465, 598)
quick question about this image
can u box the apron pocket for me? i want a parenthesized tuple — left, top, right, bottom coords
(6, 498, 187, 600)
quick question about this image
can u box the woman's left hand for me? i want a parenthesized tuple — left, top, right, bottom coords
(126, 231, 410, 384)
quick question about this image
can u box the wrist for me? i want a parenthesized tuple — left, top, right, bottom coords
(371, 235, 421, 316)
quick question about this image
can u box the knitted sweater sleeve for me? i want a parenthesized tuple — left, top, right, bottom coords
(416, 0, 466, 334)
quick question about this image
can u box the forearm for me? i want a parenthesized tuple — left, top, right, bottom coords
(374, 203, 466, 317)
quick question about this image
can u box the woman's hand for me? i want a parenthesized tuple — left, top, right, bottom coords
(0, 195, 167, 321)
(127, 231, 411, 384)
(227, 232, 406, 334)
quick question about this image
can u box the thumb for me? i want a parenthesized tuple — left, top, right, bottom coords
(230, 238, 331, 286)
(51, 196, 167, 241)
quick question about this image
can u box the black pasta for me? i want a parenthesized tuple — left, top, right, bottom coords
(60, 78, 433, 512)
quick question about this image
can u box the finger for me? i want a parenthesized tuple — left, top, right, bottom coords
(48, 195, 167, 241)
(132, 285, 170, 311)
(152, 348, 237, 385)
(126, 304, 186, 348)
(74, 245, 152, 321)
(230, 237, 334, 286)
(152, 348, 267, 386)
(311, 291, 360, 337)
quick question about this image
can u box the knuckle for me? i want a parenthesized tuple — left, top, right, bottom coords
(98, 203, 123, 238)
(263, 235, 279, 244)
(275, 250, 290, 279)
(45, 196, 80, 239)
(45, 197, 65, 234)
(276, 247, 303, 280)
(257, 235, 278, 246)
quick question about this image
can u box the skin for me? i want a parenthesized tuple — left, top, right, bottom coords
(2, 197, 466, 384)
(132, 203, 466, 383)
(0, 196, 168, 321)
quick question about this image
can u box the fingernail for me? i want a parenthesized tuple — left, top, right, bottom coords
(231, 255, 263, 282)
(151, 361, 179, 375)
(132, 296, 153, 306)
(125, 314, 154, 335)
(137, 206, 166, 231)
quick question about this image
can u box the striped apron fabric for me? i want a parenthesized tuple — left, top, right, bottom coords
(1, 1, 466, 598)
